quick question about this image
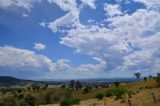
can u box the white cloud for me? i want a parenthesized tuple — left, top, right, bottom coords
(39, 22, 46, 27)
(133, 0, 160, 10)
(104, 4, 123, 17)
(0, 46, 55, 72)
(0, 0, 41, 11)
(80, 0, 96, 9)
(33, 43, 46, 51)
(58, 2, 160, 75)
(22, 13, 29, 18)
(47, 0, 96, 32)
(0, 46, 107, 79)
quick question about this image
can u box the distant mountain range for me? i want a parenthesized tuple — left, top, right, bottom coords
(0, 76, 33, 86)
(0, 76, 139, 86)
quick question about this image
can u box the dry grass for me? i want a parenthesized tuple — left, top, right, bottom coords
(41, 79, 160, 106)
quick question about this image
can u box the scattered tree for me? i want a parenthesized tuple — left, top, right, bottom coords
(149, 75, 153, 78)
(75, 81, 82, 90)
(134, 72, 141, 80)
(31, 84, 40, 91)
(114, 81, 120, 87)
(144, 77, 147, 82)
(83, 86, 89, 94)
(157, 73, 160, 77)
(69, 80, 75, 89)
(61, 84, 66, 89)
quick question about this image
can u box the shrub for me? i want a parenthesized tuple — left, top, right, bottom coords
(105, 88, 127, 99)
(25, 94, 36, 106)
(61, 84, 66, 89)
(83, 87, 89, 94)
(144, 77, 147, 82)
(114, 82, 120, 87)
(45, 93, 51, 104)
(60, 98, 80, 106)
(3, 97, 18, 106)
(155, 77, 160, 87)
(95, 93, 104, 100)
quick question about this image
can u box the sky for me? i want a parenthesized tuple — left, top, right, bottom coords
(0, 0, 160, 80)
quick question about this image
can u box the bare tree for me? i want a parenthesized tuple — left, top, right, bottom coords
(134, 72, 141, 80)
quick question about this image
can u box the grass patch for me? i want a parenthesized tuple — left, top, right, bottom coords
(95, 93, 104, 100)
(105, 88, 127, 99)
(60, 98, 80, 106)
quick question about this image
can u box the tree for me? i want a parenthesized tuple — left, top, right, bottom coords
(69, 80, 75, 89)
(31, 84, 40, 91)
(61, 84, 66, 89)
(114, 81, 120, 87)
(134, 72, 141, 80)
(42, 83, 48, 90)
(157, 73, 160, 77)
(144, 77, 147, 82)
(149, 75, 152, 78)
(75, 81, 82, 90)
(83, 86, 89, 94)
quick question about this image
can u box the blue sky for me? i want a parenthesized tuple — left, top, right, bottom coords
(0, 0, 160, 80)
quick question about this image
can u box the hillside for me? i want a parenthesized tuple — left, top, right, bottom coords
(0, 76, 32, 86)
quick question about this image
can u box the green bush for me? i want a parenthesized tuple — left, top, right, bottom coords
(105, 88, 127, 99)
(95, 93, 104, 100)
(25, 94, 36, 106)
(60, 98, 80, 106)
(155, 77, 160, 87)
(45, 93, 51, 104)
(83, 87, 89, 93)
(3, 97, 18, 106)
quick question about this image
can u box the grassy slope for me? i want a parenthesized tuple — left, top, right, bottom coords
(0, 78, 159, 105)
(45, 79, 160, 106)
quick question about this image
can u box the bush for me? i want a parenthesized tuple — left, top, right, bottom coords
(95, 93, 104, 100)
(83, 87, 89, 94)
(60, 98, 80, 106)
(25, 94, 36, 106)
(3, 97, 18, 106)
(45, 93, 51, 104)
(105, 88, 127, 99)
(155, 77, 160, 87)
(61, 84, 66, 89)
(114, 81, 120, 87)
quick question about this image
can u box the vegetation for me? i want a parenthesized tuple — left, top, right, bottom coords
(25, 94, 36, 106)
(155, 73, 160, 87)
(95, 93, 104, 100)
(114, 81, 120, 87)
(134, 72, 141, 80)
(105, 88, 127, 99)
(60, 98, 80, 106)
(0, 76, 158, 105)
(144, 77, 147, 82)
(69, 80, 75, 89)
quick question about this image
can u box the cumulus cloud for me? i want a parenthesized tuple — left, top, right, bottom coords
(52, 1, 160, 76)
(33, 43, 46, 51)
(104, 4, 123, 17)
(0, 46, 106, 79)
(0, 0, 41, 11)
(80, 0, 96, 9)
(0, 46, 55, 71)
(48, 0, 96, 32)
